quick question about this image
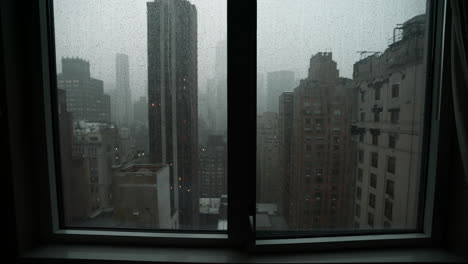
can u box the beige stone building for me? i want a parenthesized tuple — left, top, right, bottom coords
(352, 14, 427, 229)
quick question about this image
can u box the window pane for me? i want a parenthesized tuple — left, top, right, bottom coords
(257, 0, 427, 232)
(54, 0, 227, 230)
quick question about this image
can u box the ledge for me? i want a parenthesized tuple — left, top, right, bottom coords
(20, 244, 467, 263)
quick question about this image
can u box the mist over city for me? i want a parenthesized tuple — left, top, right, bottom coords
(53, 0, 428, 231)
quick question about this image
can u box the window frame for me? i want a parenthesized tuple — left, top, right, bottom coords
(4, 0, 457, 258)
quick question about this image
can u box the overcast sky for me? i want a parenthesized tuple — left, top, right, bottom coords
(54, 0, 425, 101)
(53, 0, 226, 101)
(258, 0, 426, 80)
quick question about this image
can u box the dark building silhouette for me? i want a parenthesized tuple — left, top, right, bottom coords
(57, 57, 110, 123)
(58, 89, 90, 224)
(199, 135, 227, 198)
(147, 0, 198, 228)
(278, 92, 294, 218)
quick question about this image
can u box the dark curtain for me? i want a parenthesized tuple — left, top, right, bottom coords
(451, 0, 468, 184)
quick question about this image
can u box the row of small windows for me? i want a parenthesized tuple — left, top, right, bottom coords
(356, 179, 395, 201)
(355, 199, 393, 226)
(357, 151, 396, 173)
(359, 133, 397, 148)
(360, 109, 400, 123)
(360, 83, 400, 102)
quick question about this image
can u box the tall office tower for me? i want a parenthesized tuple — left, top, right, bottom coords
(266, 70, 295, 113)
(288, 52, 354, 229)
(57, 57, 111, 123)
(147, 0, 198, 228)
(278, 92, 294, 218)
(256, 112, 280, 204)
(199, 135, 227, 198)
(352, 15, 426, 230)
(115, 53, 132, 127)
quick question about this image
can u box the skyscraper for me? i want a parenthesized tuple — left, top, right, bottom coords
(287, 52, 354, 229)
(147, 0, 198, 228)
(115, 53, 132, 127)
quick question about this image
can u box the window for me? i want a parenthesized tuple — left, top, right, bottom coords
(4, 0, 461, 258)
(368, 213, 374, 228)
(374, 112, 380, 122)
(375, 87, 381, 100)
(355, 204, 361, 218)
(370, 173, 377, 188)
(359, 133, 364, 143)
(390, 109, 400, 124)
(356, 186, 362, 201)
(358, 150, 364, 163)
(372, 134, 379, 145)
(392, 83, 400, 98)
(385, 199, 393, 220)
(386, 179, 395, 198)
(389, 134, 397, 148)
(371, 152, 378, 168)
(357, 168, 363, 182)
(368, 193, 376, 209)
(387, 156, 396, 174)
(360, 112, 366, 122)
(361, 91, 365, 102)
(53, 0, 227, 230)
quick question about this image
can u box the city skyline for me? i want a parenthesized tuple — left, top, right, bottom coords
(53, 0, 226, 102)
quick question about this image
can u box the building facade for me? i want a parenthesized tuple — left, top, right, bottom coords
(72, 121, 121, 215)
(288, 52, 354, 229)
(147, 0, 199, 228)
(352, 15, 427, 229)
(278, 92, 294, 218)
(256, 112, 280, 204)
(199, 135, 227, 199)
(113, 164, 178, 229)
(57, 57, 110, 123)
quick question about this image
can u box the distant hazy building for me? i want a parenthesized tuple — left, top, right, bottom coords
(147, 0, 199, 228)
(352, 15, 426, 230)
(133, 96, 148, 124)
(288, 52, 354, 229)
(278, 92, 294, 218)
(257, 112, 280, 204)
(199, 135, 227, 198)
(266, 70, 295, 113)
(113, 164, 178, 229)
(57, 57, 110, 123)
(115, 53, 132, 127)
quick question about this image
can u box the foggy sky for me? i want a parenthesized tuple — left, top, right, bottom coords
(53, 0, 425, 101)
(258, 0, 426, 80)
(53, 0, 227, 101)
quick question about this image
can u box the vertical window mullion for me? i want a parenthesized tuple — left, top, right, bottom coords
(227, 0, 256, 246)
